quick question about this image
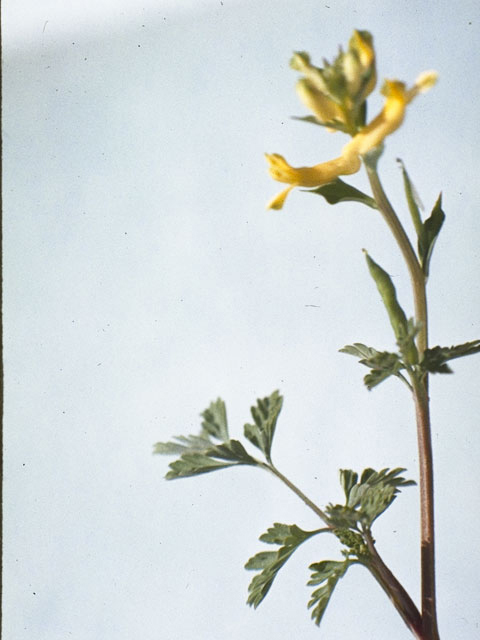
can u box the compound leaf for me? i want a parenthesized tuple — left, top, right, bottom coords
(308, 559, 354, 625)
(245, 523, 324, 608)
(420, 339, 480, 374)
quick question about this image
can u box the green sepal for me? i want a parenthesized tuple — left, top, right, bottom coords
(306, 178, 378, 209)
(420, 339, 480, 374)
(418, 194, 445, 276)
(340, 342, 406, 390)
(244, 390, 283, 462)
(308, 559, 355, 625)
(245, 523, 324, 608)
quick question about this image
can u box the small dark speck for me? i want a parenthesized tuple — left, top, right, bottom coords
(468, 21, 472, 25)
(22, 463, 26, 467)
(97, 363, 102, 367)
(142, 24, 145, 27)
(84, 57, 87, 61)
(72, 42, 75, 45)
(138, 44, 141, 47)
(325, 4, 330, 7)
(33, 593, 36, 596)
(124, 231, 128, 235)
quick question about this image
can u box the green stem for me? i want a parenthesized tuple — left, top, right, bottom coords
(363, 530, 424, 639)
(366, 164, 439, 639)
(263, 462, 330, 524)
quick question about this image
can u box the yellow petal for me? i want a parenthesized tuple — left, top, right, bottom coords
(296, 78, 345, 126)
(266, 185, 296, 210)
(265, 152, 361, 188)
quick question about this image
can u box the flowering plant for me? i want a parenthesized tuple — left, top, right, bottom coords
(155, 31, 479, 639)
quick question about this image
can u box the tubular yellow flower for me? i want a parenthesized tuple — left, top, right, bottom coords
(296, 78, 346, 127)
(266, 72, 437, 210)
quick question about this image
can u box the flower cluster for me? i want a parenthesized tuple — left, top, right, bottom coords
(266, 31, 437, 210)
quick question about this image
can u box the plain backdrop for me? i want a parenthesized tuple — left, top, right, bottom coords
(3, 1, 480, 638)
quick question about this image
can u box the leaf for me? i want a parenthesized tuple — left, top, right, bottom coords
(346, 467, 416, 526)
(418, 194, 445, 277)
(154, 397, 259, 479)
(420, 339, 480, 374)
(324, 504, 360, 529)
(397, 159, 423, 237)
(306, 178, 378, 209)
(201, 398, 229, 441)
(339, 469, 358, 502)
(244, 390, 283, 462)
(291, 115, 351, 134)
(308, 559, 354, 625)
(364, 252, 409, 343)
(340, 343, 405, 390)
(327, 468, 415, 528)
(245, 523, 323, 608)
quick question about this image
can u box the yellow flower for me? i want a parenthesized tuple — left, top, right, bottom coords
(296, 78, 346, 129)
(266, 71, 437, 210)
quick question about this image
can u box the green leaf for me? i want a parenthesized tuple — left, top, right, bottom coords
(397, 159, 423, 237)
(339, 469, 358, 502)
(201, 398, 229, 441)
(346, 467, 416, 526)
(306, 178, 378, 209)
(245, 523, 323, 608)
(291, 115, 351, 134)
(165, 453, 239, 479)
(154, 397, 259, 479)
(340, 343, 406, 390)
(364, 252, 409, 344)
(308, 559, 354, 625)
(420, 339, 480, 374)
(418, 194, 445, 277)
(244, 390, 283, 462)
(324, 504, 360, 529)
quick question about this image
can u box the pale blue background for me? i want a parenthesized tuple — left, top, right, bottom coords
(3, 1, 480, 638)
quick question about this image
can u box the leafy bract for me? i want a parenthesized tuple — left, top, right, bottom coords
(398, 160, 445, 276)
(420, 339, 480, 374)
(308, 559, 355, 625)
(306, 178, 378, 209)
(244, 390, 283, 462)
(418, 194, 445, 277)
(154, 398, 258, 479)
(245, 523, 323, 608)
(326, 467, 415, 528)
(340, 343, 405, 390)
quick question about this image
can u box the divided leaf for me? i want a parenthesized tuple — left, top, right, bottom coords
(306, 178, 378, 209)
(340, 343, 405, 390)
(154, 398, 258, 479)
(327, 468, 415, 528)
(244, 390, 283, 462)
(308, 559, 355, 625)
(245, 523, 323, 608)
(201, 398, 229, 441)
(420, 339, 480, 374)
